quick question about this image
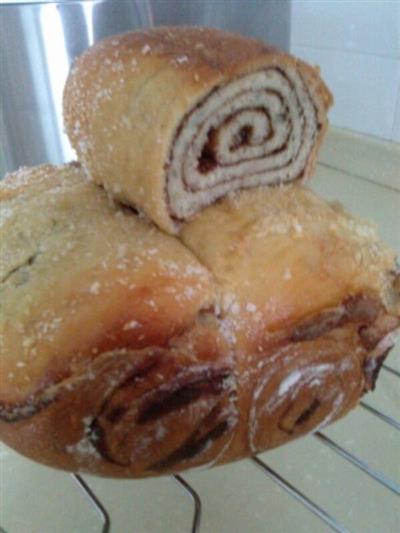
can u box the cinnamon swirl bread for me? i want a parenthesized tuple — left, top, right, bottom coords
(1, 164, 398, 477)
(63, 27, 332, 233)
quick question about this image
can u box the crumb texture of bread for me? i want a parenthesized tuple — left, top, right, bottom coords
(63, 26, 333, 233)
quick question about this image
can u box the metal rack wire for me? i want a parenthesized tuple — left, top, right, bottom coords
(2, 364, 399, 533)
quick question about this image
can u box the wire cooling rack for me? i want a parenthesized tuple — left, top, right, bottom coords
(1, 363, 399, 533)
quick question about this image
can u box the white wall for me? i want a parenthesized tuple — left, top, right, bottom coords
(291, 0, 400, 141)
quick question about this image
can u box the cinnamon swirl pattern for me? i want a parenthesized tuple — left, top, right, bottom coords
(63, 26, 332, 233)
(1, 165, 399, 478)
(168, 66, 321, 221)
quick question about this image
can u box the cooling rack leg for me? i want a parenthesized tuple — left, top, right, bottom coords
(382, 364, 400, 378)
(359, 401, 400, 430)
(251, 456, 350, 533)
(314, 432, 400, 496)
(173, 475, 202, 533)
(71, 474, 111, 533)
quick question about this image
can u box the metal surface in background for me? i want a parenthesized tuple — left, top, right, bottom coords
(0, 0, 291, 175)
(149, 0, 291, 50)
(0, 0, 153, 174)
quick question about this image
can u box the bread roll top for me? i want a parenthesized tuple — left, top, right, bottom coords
(63, 26, 332, 233)
(0, 163, 215, 406)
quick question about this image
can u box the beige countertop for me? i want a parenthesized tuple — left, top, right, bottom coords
(1, 128, 399, 533)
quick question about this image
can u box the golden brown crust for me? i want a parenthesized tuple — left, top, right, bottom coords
(1, 165, 398, 477)
(181, 185, 399, 324)
(63, 26, 333, 233)
(182, 185, 399, 462)
(0, 163, 215, 405)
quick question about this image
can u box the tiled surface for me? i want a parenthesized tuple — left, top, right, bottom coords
(320, 127, 400, 191)
(292, 45, 400, 140)
(393, 92, 400, 142)
(1, 130, 399, 532)
(291, 0, 400, 57)
(291, 1, 400, 141)
(311, 165, 400, 251)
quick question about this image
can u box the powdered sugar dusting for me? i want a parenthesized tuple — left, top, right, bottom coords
(66, 415, 100, 459)
(277, 364, 333, 397)
(123, 319, 141, 331)
(248, 353, 354, 453)
(277, 370, 302, 396)
(219, 317, 237, 344)
(66, 436, 100, 459)
(283, 268, 292, 280)
(89, 281, 101, 295)
(176, 55, 188, 64)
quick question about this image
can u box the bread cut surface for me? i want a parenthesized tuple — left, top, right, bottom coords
(63, 26, 332, 233)
(1, 164, 398, 477)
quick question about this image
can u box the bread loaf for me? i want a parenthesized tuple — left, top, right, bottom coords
(63, 27, 332, 233)
(1, 163, 398, 477)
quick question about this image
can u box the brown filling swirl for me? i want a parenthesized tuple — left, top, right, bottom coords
(1, 294, 397, 475)
(249, 293, 398, 452)
(166, 66, 320, 221)
(87, 363, 237, 470)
